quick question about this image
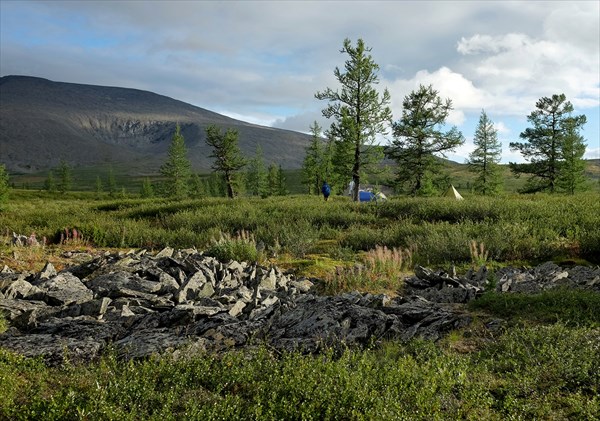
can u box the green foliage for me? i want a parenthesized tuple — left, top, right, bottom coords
(189, 173, 207, 199)
(55, 160, 73, 193)
(510, 94, 587, 193)
(206, 230, 262, 263)
(94, 176, 103, 199)
(140, 177, 154, 198)
(301, 121, 334, 195)
(160, 124, 192, 198)
(0, 164, 9, 208)
(0, 311, 7, 333)
(43, 171, 56, 193)
(107, 167, 118, 197)
(245, 144, 268, 197)
(388, 84, 465, 196)
(322, 245, 413, 294)
(205, 125, 246, 198)
(468, 110, 503, 195)
(1, 325, 598, 420)
(557, 116, 588, 194)
(2, 192, 600, 268)
(266, 164, 287, 196)
(316, 38, 392, 201)
(469, 289, 600, 327)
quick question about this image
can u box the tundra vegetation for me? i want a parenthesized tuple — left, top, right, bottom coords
(1, 189, 599, 419)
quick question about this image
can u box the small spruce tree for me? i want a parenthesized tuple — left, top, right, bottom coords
(44, 171, 57, 192)
(95, 176, 103, 199)
(107, 167, 117, 198)
(160, 124, 193, 198)
(56, 160, 72, 193)
(468, 110, 503, 195)
(0, 164, 9, 208)
(246, 144, 268, 197)
(140, 177, 154, 198)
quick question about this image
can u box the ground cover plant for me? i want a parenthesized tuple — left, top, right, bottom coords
(2, 191, 599, 273)
(1, 190, 599, 419)
(0, 324, 598, 420)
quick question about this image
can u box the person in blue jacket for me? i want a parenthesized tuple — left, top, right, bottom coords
(321, 181, 331, 201)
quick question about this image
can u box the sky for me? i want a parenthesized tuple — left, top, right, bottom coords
(1, 0, 599, 163)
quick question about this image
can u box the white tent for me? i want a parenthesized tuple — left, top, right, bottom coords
(444, 185, 464, 200)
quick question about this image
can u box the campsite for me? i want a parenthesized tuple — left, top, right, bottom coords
(1, 188, 599, 419)
(1, 1, 599, 418)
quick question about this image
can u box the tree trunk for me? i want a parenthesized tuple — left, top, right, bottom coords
(352, 144, 360, 201)
(225, 172, 235, 198)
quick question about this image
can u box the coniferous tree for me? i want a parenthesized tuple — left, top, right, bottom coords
(95, 176, 103, 199)
(208, 172, 226, 197)
(107, 167, 117, 198)
(160, 124, 192, 198)
(316, 38, 392, 201)
(44, 171, 56, 192)
(246, 144, 268, 197)
(387, 84, 465, 196)
(267, 164, 277, 197)
(205, 125, 246, 198)
(0, 164, 9, 208)
(140, 177, 154, 198)
(276, 165, 288, 196)
(468, 110, 503, 195)
(56, 160, 72, 193)
(301, 121, 324, 195)
(557, 117, 588, 194)
(189, 173, 206, 198)
(509, 94, 586, 193)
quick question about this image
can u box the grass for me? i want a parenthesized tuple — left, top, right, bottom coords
(2, 191, 599, 275)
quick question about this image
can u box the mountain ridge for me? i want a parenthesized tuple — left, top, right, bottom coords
(0, 75, 312, 174)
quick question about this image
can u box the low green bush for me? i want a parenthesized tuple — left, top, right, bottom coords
(469, 289, 600, 327)
(1, 325, 598, 420)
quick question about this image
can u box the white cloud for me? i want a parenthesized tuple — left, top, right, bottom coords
(495, 121, 511, 135)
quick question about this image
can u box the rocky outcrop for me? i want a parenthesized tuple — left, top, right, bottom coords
(0, 249, 470, 365)
(0, 250, 597, 365)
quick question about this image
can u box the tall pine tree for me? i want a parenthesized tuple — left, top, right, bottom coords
(468, 110, 503, 195)
(315, 38, 392, 201)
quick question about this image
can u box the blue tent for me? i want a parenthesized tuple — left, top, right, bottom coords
(359, 190, 376, 202)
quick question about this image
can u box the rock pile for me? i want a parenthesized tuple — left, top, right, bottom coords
(403, 262, 599, 303)
(0, 248, 470, 365)
(1, 249, 597, 366)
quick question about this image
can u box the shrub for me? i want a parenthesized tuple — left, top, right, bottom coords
(206, 230, 262, 263)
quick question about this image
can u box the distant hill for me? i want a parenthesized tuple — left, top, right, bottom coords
(0, 76, 312, 174)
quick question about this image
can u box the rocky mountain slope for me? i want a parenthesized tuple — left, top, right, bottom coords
(0, 76, 312, 174)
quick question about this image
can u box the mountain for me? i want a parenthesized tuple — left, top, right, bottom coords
(0, 75, 312, 174)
